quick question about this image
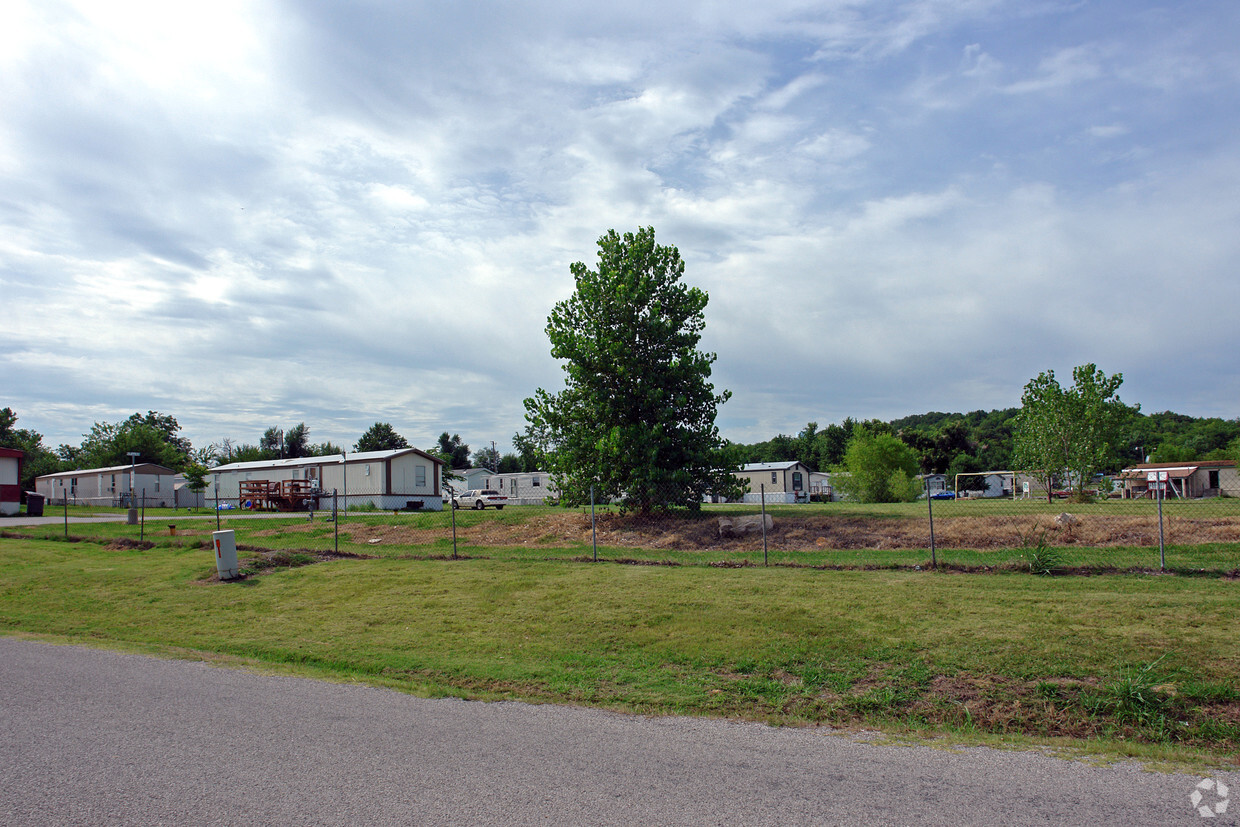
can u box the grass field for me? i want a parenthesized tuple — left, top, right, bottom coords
(2, 509, 1238, 768)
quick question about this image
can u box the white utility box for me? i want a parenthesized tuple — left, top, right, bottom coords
(212, 529, 239, 580)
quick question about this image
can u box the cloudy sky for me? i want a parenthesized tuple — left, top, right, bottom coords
(3, 0, 1238, 458)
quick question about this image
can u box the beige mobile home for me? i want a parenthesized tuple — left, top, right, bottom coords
(208, 448, 446, 511)
(733, 461, 813, 504)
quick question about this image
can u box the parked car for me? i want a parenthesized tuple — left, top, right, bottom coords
(453, 489, 507, 510)
(929, 490, 956, 500)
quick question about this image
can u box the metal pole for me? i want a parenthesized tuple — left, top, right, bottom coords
(1157, 479, 1166, 571)
(926, 478, 937, 569)
(333, 490, 339, 554)
(760, 484, 768, 566)
(63, 494, 68, 538)
(140, 490, 145, 543)
(591, 485, 598, 562)
(341, 453, 347, 522)
(215, 480, 221, 531)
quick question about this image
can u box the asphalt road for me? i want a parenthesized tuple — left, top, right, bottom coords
(0, 638, 1233, 826)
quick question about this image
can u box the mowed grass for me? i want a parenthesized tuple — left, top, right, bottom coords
(1, 531, 1238, 766)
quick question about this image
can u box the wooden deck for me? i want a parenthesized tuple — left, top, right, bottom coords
(238, 479, 317, 511)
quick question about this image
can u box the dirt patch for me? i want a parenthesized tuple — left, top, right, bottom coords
(105, 538, 155, 550)
(201, 547, 375, 583)
(294, 511, 1240, 552)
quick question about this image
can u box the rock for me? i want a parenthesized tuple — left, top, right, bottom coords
(1054, 512, 1078, 526)
(718, 514, 774, 537)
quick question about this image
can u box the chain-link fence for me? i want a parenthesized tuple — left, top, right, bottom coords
(134, 473, 1240, 576)
(24, 474, 1237, 575)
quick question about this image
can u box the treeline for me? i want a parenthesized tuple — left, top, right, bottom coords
(726, 409, 1240, 477)
(5, 404, 1237, 496)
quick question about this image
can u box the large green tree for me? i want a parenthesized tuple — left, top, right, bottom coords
(1013, 364, 1135, 501)
(520, 226, 741, 512)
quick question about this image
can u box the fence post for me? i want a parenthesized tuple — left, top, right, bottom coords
(926, 478, 937, 569)
(215, 481, 221, 531)
(63, 494, 68, 538)
(591, 485, 598, 563)
(333, 490, 339, 554)
(450, 490, 458, 560)
(760, 484, 768, 566)
(140, 490, 145, 543)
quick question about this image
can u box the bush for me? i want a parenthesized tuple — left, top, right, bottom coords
(833, 430, 921, 503)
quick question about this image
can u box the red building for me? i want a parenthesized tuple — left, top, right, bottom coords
(0, 447, 22, 516)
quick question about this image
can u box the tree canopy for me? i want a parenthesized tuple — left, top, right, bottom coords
(832, 428, 922, 503)
(355, 422, 409, 453)
(520, 226, 740, 512)
(435, 433, 471, 470)
(66, 411, 192, 471)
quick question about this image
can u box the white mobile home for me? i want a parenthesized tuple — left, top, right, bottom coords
(450, 467, 493, 493)
(36, 463, 177, 507)
(481, 471, 559, 504)
(208, 448, 446, 511)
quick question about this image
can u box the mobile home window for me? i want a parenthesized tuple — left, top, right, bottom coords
(415, 466, 426, 487)
(533, 477, 540, 487)
(792, 472, 803, 491)
(771, 472, 777, 484)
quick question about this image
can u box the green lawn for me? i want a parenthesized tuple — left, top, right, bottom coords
(1, 529, 1238, 767)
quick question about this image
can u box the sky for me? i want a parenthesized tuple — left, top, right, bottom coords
(3, 0, 1239, 459)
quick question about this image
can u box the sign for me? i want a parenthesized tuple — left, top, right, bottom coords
(1147, 470, 1169, 491)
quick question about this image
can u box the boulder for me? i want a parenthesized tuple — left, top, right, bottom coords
(718, 514, 774, 537)
(1054, 512, 1078, 527)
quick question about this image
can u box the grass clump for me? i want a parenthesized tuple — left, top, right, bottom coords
(1019, 526, 1064, 575)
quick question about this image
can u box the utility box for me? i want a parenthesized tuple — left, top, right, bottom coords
(25, 492, 44, 517)
(212, 529, 239, 580)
